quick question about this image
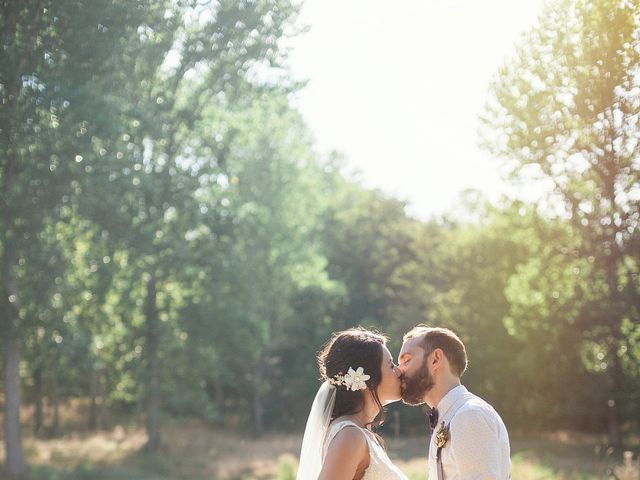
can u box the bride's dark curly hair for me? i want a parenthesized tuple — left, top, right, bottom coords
(318, 327, 387, 431)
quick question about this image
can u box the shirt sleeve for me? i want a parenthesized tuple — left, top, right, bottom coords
(449, 407, 501, 479)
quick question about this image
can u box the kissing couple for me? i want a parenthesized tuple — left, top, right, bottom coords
(296, 326, 511, 480)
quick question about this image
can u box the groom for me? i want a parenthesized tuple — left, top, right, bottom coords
(397, 325, 511, 480)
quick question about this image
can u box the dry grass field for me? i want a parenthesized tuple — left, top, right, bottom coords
(1, 415, 638, 480)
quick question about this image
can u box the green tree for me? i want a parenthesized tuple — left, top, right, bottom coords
(502, 210, 606, 429)
(320, 184, 416, 334)
(205, 93, 335, 435)
(72, 0, 300, 449)
(0, 1, 150, 473)
(482, 0, 640, 445)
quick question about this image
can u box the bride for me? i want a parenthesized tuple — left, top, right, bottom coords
(296, 327, 407, 480)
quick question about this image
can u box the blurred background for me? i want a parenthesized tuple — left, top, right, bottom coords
(1, 0, 639, 479)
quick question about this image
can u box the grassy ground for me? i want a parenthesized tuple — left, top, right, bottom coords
(0, 418, 638, 479)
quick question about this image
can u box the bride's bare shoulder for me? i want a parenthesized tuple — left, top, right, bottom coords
(322, 420, 369, 478)
(326, 419, 367, 454)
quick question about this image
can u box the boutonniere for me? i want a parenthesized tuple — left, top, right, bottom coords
(435, 421, 450, 449)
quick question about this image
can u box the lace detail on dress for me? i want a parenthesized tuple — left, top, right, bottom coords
(323, 420, 408, 480)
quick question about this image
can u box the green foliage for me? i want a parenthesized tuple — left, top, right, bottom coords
(482, 0, 640, 438)
(277, 454, 298, 480)
(1, 1, 639, 474)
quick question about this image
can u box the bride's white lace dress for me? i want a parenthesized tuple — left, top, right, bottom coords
(323, 420, 408, 480)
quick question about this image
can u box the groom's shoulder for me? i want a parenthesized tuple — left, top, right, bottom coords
(451, 391, 501, 426)
(463, 391, 493, 409)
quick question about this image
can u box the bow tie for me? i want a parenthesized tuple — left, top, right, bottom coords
(428, 407, 439, 429)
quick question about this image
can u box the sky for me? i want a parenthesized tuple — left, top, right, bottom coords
(285, 0, 548, 219)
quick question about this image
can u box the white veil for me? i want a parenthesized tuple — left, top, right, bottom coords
(296, 381, 336, 480)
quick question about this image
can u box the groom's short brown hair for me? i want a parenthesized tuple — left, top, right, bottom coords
(403, 325, 468, 377)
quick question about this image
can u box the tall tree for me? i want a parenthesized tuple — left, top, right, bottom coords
(212, 93, 333, 435)
(0, 1, 149, 474)
(76, 0, 300, 448)
(482, 0, 640, 446)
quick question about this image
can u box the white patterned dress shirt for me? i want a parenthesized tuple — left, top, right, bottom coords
(428, 385, 511, 480)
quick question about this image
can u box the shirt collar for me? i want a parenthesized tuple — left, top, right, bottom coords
(436, 384, 467, 418)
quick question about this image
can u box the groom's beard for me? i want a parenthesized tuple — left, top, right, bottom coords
(400, 358, 434, 406)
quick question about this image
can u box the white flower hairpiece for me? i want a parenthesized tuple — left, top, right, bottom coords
(327, 367, 370, 391)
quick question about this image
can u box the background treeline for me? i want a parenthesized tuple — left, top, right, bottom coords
(1, 0, 639, 476)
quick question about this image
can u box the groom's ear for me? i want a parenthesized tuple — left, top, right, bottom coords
(431, 348, 445, 368)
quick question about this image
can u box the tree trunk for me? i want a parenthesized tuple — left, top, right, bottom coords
(252, 355, 265, 437)
(1, 232, 26, 476)
(144, 274, 161, 452)
(1, 2, 47, 473)
(98, 368, 108, 429)
(89, 365, 98, 430)
(3, 335, 26, 476)
(602, 158, 624, 449)
(1, 32, 26, 470)
(605, 253, 623, 449)
(90, 366, 107, 430)
(214, 381, 225, 423)
(34, 366, 44, 434)
(50, 366, 60, 434)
